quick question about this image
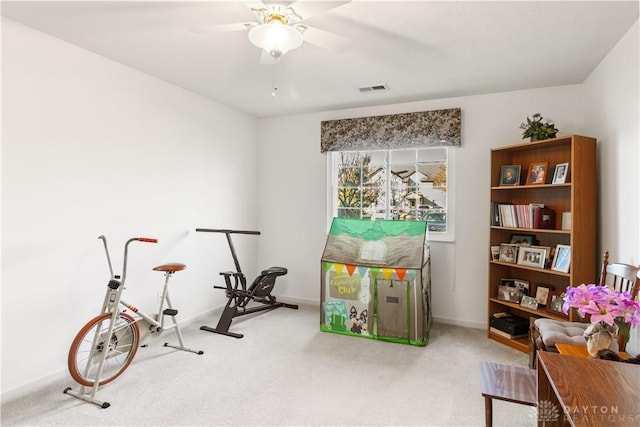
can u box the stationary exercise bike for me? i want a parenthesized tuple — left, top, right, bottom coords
(196, 228, 298, 338)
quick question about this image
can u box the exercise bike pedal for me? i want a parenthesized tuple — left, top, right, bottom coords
(163, 308, 178, 316)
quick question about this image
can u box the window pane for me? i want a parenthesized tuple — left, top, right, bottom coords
(331, 147, 451, 236)
(337, 187, 361, 208)
(366, 150, 386, 168)
(390, 149, 416, 164)
(417, 163, 447, 209)
(417, 147, 446, 163)
(338, 208, 362, 219)
(337, 152, 363, 167)
(337, 152, 362, 188)
(338, 167, 361, 187)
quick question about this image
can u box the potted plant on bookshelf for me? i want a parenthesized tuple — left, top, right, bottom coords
(519, 113, 559, 141)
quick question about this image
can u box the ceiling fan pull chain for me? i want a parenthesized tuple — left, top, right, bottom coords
(272, 61, 278, 97)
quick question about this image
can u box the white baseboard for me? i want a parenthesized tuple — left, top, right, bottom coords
(1, 368, 67, 404)
(432, 315, 485, 330)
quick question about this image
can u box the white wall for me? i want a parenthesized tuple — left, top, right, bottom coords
(1, 19, 259, 398)
(584, 20, 639, 265)
(256, 85, 585, 329)
(583, 19, 640, 355)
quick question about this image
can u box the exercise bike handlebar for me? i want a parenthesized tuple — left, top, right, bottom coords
(195, 228, 260, 236)
(122, 237, 157, 284)
(137, 237, 158, 243)
(98, 235, 157, 283)
(195, 228, 260, 273)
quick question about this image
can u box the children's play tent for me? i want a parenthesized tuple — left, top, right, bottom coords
(320, 218, 431, 346)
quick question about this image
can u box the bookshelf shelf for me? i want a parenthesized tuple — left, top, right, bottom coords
(490, 226, 570, 235)
(490, 183, 571, 191)
(489, 261, 571, 277)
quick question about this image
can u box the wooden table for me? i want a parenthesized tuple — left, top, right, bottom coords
(479, 361, 536, 427)
(556, 343, 631, 358)
(537, 351, 640, 426)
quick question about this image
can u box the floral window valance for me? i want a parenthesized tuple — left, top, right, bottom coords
(320, 108, 461, 153)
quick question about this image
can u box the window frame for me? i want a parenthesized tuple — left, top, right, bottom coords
(327, 147, 455, 242)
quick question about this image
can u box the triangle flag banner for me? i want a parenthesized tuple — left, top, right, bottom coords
(395, 268, 407, 281)
(334, 263, 345, 276)
(323, 262, 333, 272)
(381, 268, 393, 280)
(369, 267, 380, 277)
(345, 264, 357, 276)
(357, 266, 368, 277)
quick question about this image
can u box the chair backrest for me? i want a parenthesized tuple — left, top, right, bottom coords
(598, 251, 640, 298)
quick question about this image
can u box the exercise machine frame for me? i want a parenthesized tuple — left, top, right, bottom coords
(196, 228, 298, 338)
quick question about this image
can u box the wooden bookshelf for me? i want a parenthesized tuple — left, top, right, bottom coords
(488, 135, 596, 353)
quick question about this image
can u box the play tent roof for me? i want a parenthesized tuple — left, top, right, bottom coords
(321, 218, 427, 269)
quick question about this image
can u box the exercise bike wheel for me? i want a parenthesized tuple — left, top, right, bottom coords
(68, 312, 140, 387)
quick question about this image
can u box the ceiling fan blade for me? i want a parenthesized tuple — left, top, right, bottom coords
(302, 25, 350, 53)
(188, 22, 249, 34)
(289, 1, 351, 20)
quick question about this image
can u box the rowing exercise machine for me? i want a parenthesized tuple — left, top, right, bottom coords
(195, 228, 298, 338)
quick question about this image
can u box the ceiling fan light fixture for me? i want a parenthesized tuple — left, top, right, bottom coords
(248, 22, 303, 59)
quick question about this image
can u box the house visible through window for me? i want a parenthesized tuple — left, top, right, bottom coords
(330, 147, 451, 238)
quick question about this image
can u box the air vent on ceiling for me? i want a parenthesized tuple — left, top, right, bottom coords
(358, 84, 389, 93)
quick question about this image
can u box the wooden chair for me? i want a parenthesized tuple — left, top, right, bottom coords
(600, 253, 640, 298)
(529, 251, 640, 367)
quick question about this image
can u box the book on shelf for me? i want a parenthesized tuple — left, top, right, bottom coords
(493, 203, 548, 229)
(489, 326, 528, 340)
(528, 203, 545, 228)
(491, 202, 501, 226)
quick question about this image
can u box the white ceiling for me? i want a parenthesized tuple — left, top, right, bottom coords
(2, 1, 638, 118)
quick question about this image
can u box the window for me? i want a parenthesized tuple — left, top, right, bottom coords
(329, 147, 454, 241)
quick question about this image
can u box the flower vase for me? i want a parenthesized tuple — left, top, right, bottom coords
(583, 322, 619, 357)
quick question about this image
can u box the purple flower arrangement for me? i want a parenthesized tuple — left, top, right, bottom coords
(563, 283, 640, 344)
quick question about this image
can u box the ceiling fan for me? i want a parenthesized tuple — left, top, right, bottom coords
(189, 1, 351, 64)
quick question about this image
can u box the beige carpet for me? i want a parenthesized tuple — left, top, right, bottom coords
(1, 303, 533, 426)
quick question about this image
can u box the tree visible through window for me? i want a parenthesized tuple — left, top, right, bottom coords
(332, 148, 449, 234)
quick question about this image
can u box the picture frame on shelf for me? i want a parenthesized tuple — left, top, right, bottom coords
(546, 291, 568, 318)
(532, 245, 551, 257)
(544, 247, 556, 269)
(498, 243, 518, 263)
(516, 247, 546, 269)
(490, 246, 500, 261)
(551, 244, 571, 273)
(497, 279, 522, 303)
(535, 285, 552, 306)
(552, 162, 569, 184)
(509, 233, 537, 246)
(531, 245, 551, 267)
(500, 165, 520, 186)
(527, 161, 549, 185)
(520, 295, 539, 310)
(514, 279, 530, 296)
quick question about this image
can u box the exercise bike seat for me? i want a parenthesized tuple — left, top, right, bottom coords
(248, 267, 288, 298)
(261, 267, 287, 277)
(152, 263, 186, 273)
